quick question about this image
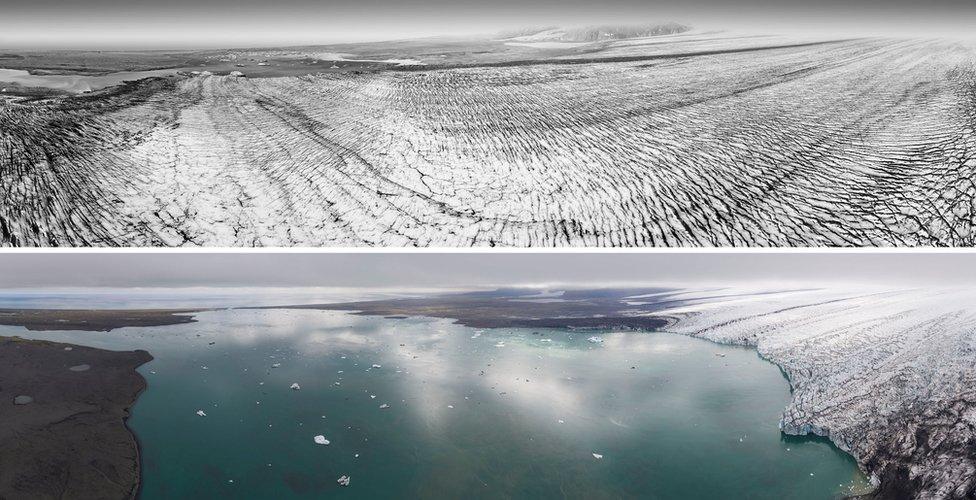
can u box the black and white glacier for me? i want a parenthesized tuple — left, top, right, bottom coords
(2, 32, 975, 246)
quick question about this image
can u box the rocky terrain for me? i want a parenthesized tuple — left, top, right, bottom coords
(316, 286, 976, 498)
(2, 33, 974, 246)
(0, 336, 152, 499)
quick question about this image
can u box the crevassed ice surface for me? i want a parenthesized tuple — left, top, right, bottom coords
(1, 36, 975, 246)
(660, 287, 976, 498)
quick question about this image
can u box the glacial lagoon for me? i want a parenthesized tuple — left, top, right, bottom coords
(0, 68, 177, 93)
(7, 308, 872, 498)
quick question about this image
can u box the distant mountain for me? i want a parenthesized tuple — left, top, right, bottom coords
(499, 23, 690, 43)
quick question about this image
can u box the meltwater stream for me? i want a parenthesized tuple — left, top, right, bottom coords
(5, 308, 871, 499)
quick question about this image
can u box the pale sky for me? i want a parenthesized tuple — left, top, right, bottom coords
(0, 253, 973, 289)
(1, 0, 974, 49)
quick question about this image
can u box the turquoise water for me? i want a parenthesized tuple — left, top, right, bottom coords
(7, 309, 871, 499)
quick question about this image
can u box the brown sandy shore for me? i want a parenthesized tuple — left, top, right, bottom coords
(0, 309, 203, 500)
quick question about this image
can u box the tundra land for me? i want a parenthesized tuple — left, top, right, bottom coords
(1, 26, 975, 246)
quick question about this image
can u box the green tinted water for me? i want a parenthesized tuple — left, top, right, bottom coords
(10, 309, 871, 499)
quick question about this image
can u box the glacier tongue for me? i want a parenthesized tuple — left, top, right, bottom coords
(2, 37, 975, 247)
(661, 287, 976, 498)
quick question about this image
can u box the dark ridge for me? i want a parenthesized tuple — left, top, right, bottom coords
(0, 308, 203, 332)
(251, 287, 682, 330)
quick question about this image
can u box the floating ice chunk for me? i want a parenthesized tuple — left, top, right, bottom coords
(592, 453, 603, 459)
(69, 364, 91, 372)
(447, 405, 454, 409)
(64, 347, 73, 351)
(558, 419, 565, 424)
(379, 403, 390, 409)
(371, 364, 381, 369)
(13, 395, 33, 405)
(337, 475, 351, 486)
(272, 363, 281, 368)
(196, 410, 207, 417)
(290, 383, 301, 390)
(370, 394, 376, 399)
(314, 435, 330, 445)
(540, 339, 552, 343)
(586, 337, 604, 344)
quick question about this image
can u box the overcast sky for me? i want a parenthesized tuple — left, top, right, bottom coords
(0, 253, 974, 289)
(1, 0, 974, 49)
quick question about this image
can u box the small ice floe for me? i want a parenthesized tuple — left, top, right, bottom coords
(370, 395, 376, 399)
(64, 347, 73, 351)
(371, 364, 381, 369)
(201, 366, 209, 370)
(592, 453, 603, 459)
(715, 353, 726, 358)
(586, 337, 604, 344)
(493, 342, 506, 348)
(196, 410, 207, 417)
(272, 363, 281, 368)
(558, 419, 565, 424)
(334, 381, 341, 386)
(540, 339, 552, 343)
(337, 475, 351, 487)
(69, 364, 91, 372)
(447, 405, 454, 409)
(379, 403, 390, 409)
(13, 395, 33, 405)
(313, 435, 330, 445)
(290, 383, 301, 390)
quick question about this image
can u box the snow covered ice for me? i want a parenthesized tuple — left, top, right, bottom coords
(2, 35, 974, 247)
